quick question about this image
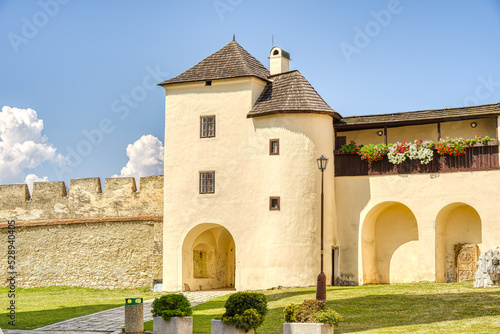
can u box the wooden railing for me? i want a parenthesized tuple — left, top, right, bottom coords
(334, 141, 499, 176)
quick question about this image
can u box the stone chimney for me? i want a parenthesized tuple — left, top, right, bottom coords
(269, 46, 290, 75)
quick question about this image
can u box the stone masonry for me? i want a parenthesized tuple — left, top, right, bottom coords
(0, 175, 163, 289)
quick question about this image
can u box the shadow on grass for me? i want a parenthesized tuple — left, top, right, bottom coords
(150, 286, 500, 334)
(0, 304, 120, 330)
(332, 290, 500, 333)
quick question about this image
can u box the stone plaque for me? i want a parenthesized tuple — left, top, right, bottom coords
(455, 243, 479, 282)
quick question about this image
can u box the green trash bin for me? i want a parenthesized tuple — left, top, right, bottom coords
(125, 298, 143, 334)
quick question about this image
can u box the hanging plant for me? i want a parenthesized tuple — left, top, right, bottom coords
(339, 141, 359, 154)
(408, 140, 434, 164)
(357, 144, 388, 162)
(435, 137, 467, 156)
(466, 133, 494, 145)
(387, 142, 410, 164)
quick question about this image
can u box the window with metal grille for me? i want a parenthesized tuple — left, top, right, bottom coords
(200, 115, 216, 138)
(199, 171, 215, 194)
(270, 139, 279, 155)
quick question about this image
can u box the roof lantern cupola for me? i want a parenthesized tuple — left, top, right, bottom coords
(269, 46, 290, 76)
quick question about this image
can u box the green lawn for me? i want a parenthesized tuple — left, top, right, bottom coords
(2, 283, 500, 333)
(147, 282, 500, 333)
(0, 286, 154, 330)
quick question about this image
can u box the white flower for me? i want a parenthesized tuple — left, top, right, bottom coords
(387, 142, 408, 165)
(388, 140, 434, 165)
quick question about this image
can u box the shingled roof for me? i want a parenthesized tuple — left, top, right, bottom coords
(248, 70, 341, 119)
(335, 103, 500, 130)
(158, 40, 270, 86)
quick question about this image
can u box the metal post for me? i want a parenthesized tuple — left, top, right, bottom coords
(316, 170, 327, 301)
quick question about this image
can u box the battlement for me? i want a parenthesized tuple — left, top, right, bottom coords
(0, 175, 163, 223)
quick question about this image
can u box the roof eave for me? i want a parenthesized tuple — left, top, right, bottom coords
(157, 74, 271, 87)
(247, 109, 342, 119)
(335, 112, 500, 131)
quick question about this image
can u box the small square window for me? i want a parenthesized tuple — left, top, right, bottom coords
(270, 197, 280, 210)
(270, 139, 279, 155)
(200, 116, 215, 138)
(200, 171, 215, 194)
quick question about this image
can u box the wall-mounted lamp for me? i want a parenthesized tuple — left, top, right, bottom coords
(377, 130, 384, 136)
(470, 122, 477, 128)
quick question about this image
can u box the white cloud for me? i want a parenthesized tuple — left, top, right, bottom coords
(0, 106, 64, 184)
(25, 174, 49, 194)
(114, 134, 164, 185)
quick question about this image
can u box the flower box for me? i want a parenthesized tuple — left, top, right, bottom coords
(471, 140, 498, 147)
(153, 316, 193, 334)
(283, 322, 334, 334)
(211, 319, 254, 334)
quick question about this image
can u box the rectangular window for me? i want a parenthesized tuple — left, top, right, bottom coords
(270, 196, 280, 210)
(200, 115, 216, 138)
(270, 139, 279, 155)
(200, 171, 215, 194)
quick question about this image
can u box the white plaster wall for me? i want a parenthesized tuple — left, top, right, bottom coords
(335, 170, 500, 285)
(338, 117, 497, 147)
(162, 77, 335, 291)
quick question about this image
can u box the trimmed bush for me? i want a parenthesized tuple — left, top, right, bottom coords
(221, 292, 268, 332)
(284, 300, 342, 327)
(151, 294, 192, 321)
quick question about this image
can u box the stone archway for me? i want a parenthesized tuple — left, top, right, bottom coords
(362, 202, 419, 284)
(182, 223, 235, 291)
(435, 203, 482, 283)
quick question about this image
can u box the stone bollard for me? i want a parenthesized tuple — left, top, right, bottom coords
(125, 297, 143, 334)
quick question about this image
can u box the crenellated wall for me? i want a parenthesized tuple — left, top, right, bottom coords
(0, 175, 163, 221)
(0, 175, 163, 289)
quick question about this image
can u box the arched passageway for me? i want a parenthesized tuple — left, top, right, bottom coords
(362, 202, 419, 284)
(435, 203, 481, 283)
(182, 223, 235, 291)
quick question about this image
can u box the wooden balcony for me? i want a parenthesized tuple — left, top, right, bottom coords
(334, 141, 499, 177)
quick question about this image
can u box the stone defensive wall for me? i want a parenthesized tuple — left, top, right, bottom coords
(0, 175, 163, 289)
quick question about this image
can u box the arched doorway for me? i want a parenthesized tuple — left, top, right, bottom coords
(362, 202, 419, 284)
(182, 223, 235, 291)
(435, 203, 481, 283)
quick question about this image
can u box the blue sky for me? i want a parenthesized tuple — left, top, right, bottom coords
(1, 0, 500, 188)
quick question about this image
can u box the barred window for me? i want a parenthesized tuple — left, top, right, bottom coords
(199, 171, 215, 194)
(270, 139, 279, 155)
(200, 115, 216, 138)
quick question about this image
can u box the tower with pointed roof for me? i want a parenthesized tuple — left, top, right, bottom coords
(159, 40, 340, 291)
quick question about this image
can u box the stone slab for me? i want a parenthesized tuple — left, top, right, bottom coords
(211, 319, 254, 334)
(283, 322, 334, 334)
(153, 316, 193, 334)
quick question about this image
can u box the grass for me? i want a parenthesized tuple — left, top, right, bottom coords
(146, 282, 500, 333)
(2, 283, 499, 333)
(0, 286, 154, 330)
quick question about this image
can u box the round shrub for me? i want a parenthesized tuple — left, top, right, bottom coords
(283, 299, 343, 327)
(314, 309, 343, 327)
(222, 292, 268, 332)
(283, 303, 301, 323)
(151, 294, 192, 321)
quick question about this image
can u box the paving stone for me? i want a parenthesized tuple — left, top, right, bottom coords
(4, 290, 232, 334)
